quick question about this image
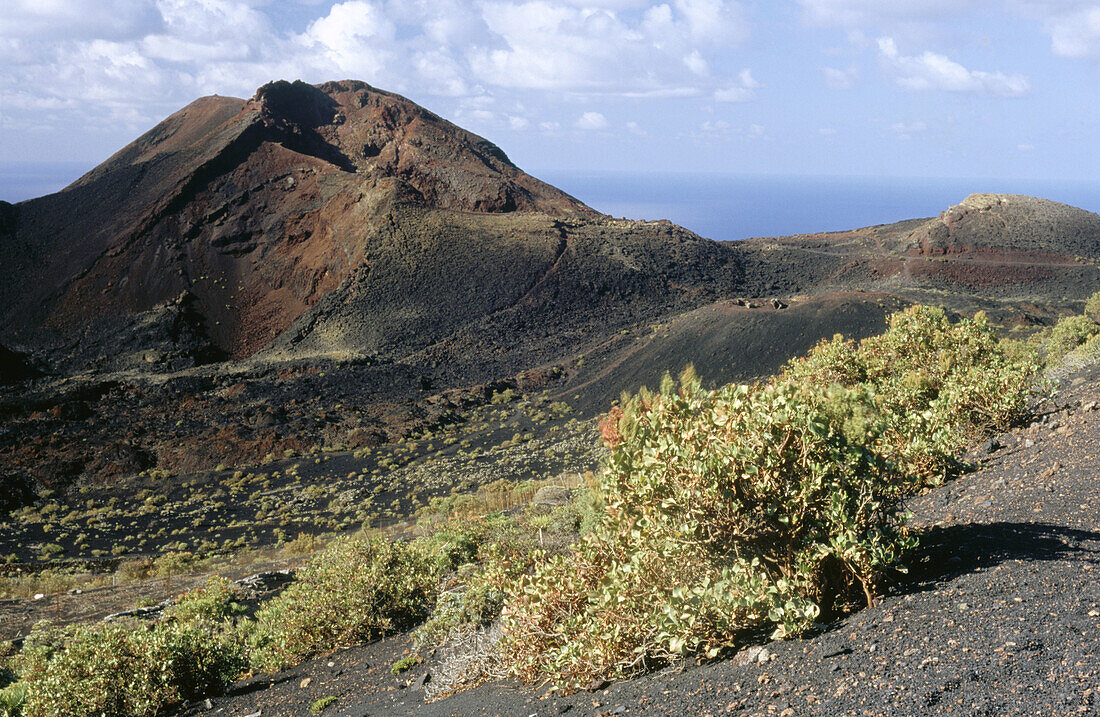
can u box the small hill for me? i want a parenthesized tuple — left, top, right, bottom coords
(736, 194, 1100, 314)
(908, 193, 1100, 258)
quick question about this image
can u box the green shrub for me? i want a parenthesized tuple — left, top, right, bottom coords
(410, 505, 582, 654)
(496, 306, 1038, 686)
(501, 369, 915, 685)
(250, 537, 440, 671)
(10, 579, 246, 717)
(1043, 314, 1100, 364)
(490, 388, 516, 405)
(1084, 290, 1100, 324)
(36, 546, 62, 560)
(784, 305, 1038, 483)
(413, 550, 518, 651)
(153, 551, 199, 578)
(166, 577, 243, 624)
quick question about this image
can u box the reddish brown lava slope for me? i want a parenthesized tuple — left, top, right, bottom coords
(0, 80, 595, 358)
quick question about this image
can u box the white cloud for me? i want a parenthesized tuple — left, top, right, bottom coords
(818, 127, 837, 135)
(0, 0, 760, 162)
(693, 119, 765, 139)
(1025, 3, 1100, 58)
(738, 68, 762, 88)
(697, 119, 732, 135)
(801, 0, 1100, 64)
(672, 0, 749, 44)
(576, 111, 609, 130)
(620, 87, 702, 99)
(297, 1, 396, 80)
(452, 94, 535, 133)
(411, 50, 471, 97)
(1017, 142, 1035, 151)
(714, 67, 762, 101)
(683, 50, 709, 75)
(2, 92, 79, 111)
(469, 1, 749, 94)
(626, 120, 647, 135)
(713, 86, 753, 102)
(891, 120, 927, 139)
(822, 65, 857, 89)
(877, 36, 1030, 96)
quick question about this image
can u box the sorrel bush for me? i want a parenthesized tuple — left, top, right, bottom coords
(10, 579, 246, 717)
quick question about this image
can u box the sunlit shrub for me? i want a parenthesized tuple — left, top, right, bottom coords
(784, 305, 1038, 482)
(10, 579, 246, 717)
(501, 368, 915, 685)
(250, 537, 440, 671)
(1043, 314, 1100, 364)
(500, 306, 1039, 685)
(1084, 290, 1100, 324)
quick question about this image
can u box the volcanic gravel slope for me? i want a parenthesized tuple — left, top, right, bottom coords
(179, 366, 1100, 717)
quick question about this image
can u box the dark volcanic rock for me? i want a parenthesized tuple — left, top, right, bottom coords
(47, 291, 225, 374)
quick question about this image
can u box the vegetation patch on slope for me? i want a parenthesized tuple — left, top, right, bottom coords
(2, 299, 1077, 712)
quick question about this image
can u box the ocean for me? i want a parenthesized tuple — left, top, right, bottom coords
(2, 162, 1098, 241)
(539, 171, 1100, 241)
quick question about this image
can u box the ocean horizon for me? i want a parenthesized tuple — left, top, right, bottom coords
(2, 162, 1097, 242)
(540, 171, 1100, 242)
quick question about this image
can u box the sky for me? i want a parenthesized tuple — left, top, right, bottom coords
(2, 0, 1100, 186)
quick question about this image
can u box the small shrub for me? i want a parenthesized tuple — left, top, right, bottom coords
(784, 305, 1038, 483)
(413, 556, 515, 651)
(1043, 314, 1100, 363)
(250, 537, 440, 671)
(166, 577, 243, 623)
(490, 388, 516, 405)
(36, 545, 62, 560)
(154, 551, 198, 578)
(11, 580, 247, 717)
(309, 696, 337, 714)
(280, 533, 320, 557)
(0, 681, 28, 717)
(1084, 290, 1100, 323)
(390, 655, 421, 675)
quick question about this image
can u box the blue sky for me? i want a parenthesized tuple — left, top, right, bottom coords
(1, 0, 1099, 185)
